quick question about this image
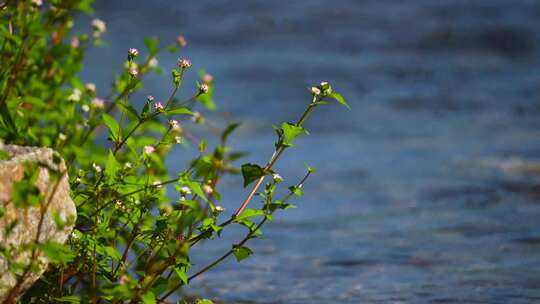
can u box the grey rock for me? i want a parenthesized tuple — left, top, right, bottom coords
(0, 144, 76, 302)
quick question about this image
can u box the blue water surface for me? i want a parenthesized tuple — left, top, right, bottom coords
(82, 1, 540, 302)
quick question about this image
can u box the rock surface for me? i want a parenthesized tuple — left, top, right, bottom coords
(0, 144, 76, 302)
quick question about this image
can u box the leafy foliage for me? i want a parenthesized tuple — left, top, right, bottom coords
(0, 1, 347, 303)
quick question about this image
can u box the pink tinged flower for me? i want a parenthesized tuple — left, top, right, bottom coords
(154, 102, 164, 111)
(202, 73, 213, 84)
(310, 87, 321, 95)
(176, 35, 187, 47)
(147, 95, 155, 102)
(178, 58, 192, 69)
(144, 145, 155, 155)
(91, 97, 105, 108)
(202, 184, 213, 195)
(70, 37, 80, 48)
(199, 83, 209, 94)
(128, 48, 139, 57)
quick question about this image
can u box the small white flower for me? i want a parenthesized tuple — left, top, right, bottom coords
(154, 102, 164, 111)
(144, 145, 155, 155)
(124, 162, 132, 169)
(272, 173, 283, 183)
(179, 186, 191, 196)
(92, 162, 102, 173)
(191, 111, 201, 122)
(128, 67, 138, 77)
(199, 83, 209, 94)
(152, 180, 163, 188)
(58, 133, 67, 141)
(215, 205, 225, 212)
(75, 177, 82, 183)
(174, 136, 182, 144)
(81, 104, 90, 112)
(168, 119, 180, 131)
(178, 58, 192, 69)
(147, 95, 155, 102)
(310, 87, 321, 95)
(91, 18, 106, 34)
(320, 81, 329, 87)
(85, 83, 96, 93)
(68, 88, 82, 102)
(91, 97, 105, 108)
(148, 57, 158, 68)
(116, 200, 125, 210)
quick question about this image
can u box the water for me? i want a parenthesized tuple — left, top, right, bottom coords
(83, 0, 540, 302)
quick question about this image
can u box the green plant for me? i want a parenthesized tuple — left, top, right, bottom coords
(0, 1, 348, 303)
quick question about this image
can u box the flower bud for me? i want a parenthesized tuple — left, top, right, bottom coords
(147, 95, 155, 102)
(179, 186, 192, 196)
(176, 35, 187, 48)
(91, 97, 105, 109)
(128, 48, 139, 59)
(144, 145, 155, 155)
(272, 173, 283, 183)
(154, 102, 164, 112)
(128, 67, 138, 77)
(310, 87, 321, 95)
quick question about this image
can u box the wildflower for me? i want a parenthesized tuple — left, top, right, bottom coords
(320, 81, 332, 95)
(215, 205, 225, 212)
(310, 87, 321, 95)
(147, 95, 155, 102)
(168, 119, 181, 131)
(144, 145, 155, 155)
(91, 97, 105, 108)
(116, 200, 125, 210)
(199, 83, 209, 94)
(148, 57, 158, 68)
(202, 73, 214, 84)
(70, 37, 80, 48)
(85, 83, 96, 93)
(153, 101, 164, 111)
(272, 173, 283, 183)
(91, 18, 106, 38)
(179, 186, 191, 196)
(202, 184, 213, 195)
(152, 180, 163, 188)
(176, 35, 187, 47)
(81, 104, 90, 112)
(68, 88, 82, 102)
(128, 67, 138, 77)
(58, 133, 67, 141)
(75, 177, 82, 183)
(174, 136, 182, 144)
(128, 48, 139, 58)
(92, 162, 102, 173)
(178, 58, 192, 69)
(124, 162, 132, 169)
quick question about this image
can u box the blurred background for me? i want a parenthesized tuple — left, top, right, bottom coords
(81, 0, 540, 303)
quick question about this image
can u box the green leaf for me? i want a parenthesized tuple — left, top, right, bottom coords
(172, 69, 182, 86)
(117, 101, 140, 119)
(40, 241, 75, 265)
(105, 150, 120, 179)
(288, 185, 304, 197)
(54, 296, 80, 303)
(0, 150, 10, 160)
(142, 291, 156, 304)
(166, 107, 193, 116)
(241, 163, 265, 187)
(174, 267, 189, 285)
(232, 245, 253, 262)
(281, 122, 307, 146)
(235, 208, 265, 221)
(221, 123, 240, 143)
(144, 36, 159, 55)
(327, 92, 350, 109)
(195, 300, 214, 304)
(102, 113, 121, 140)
